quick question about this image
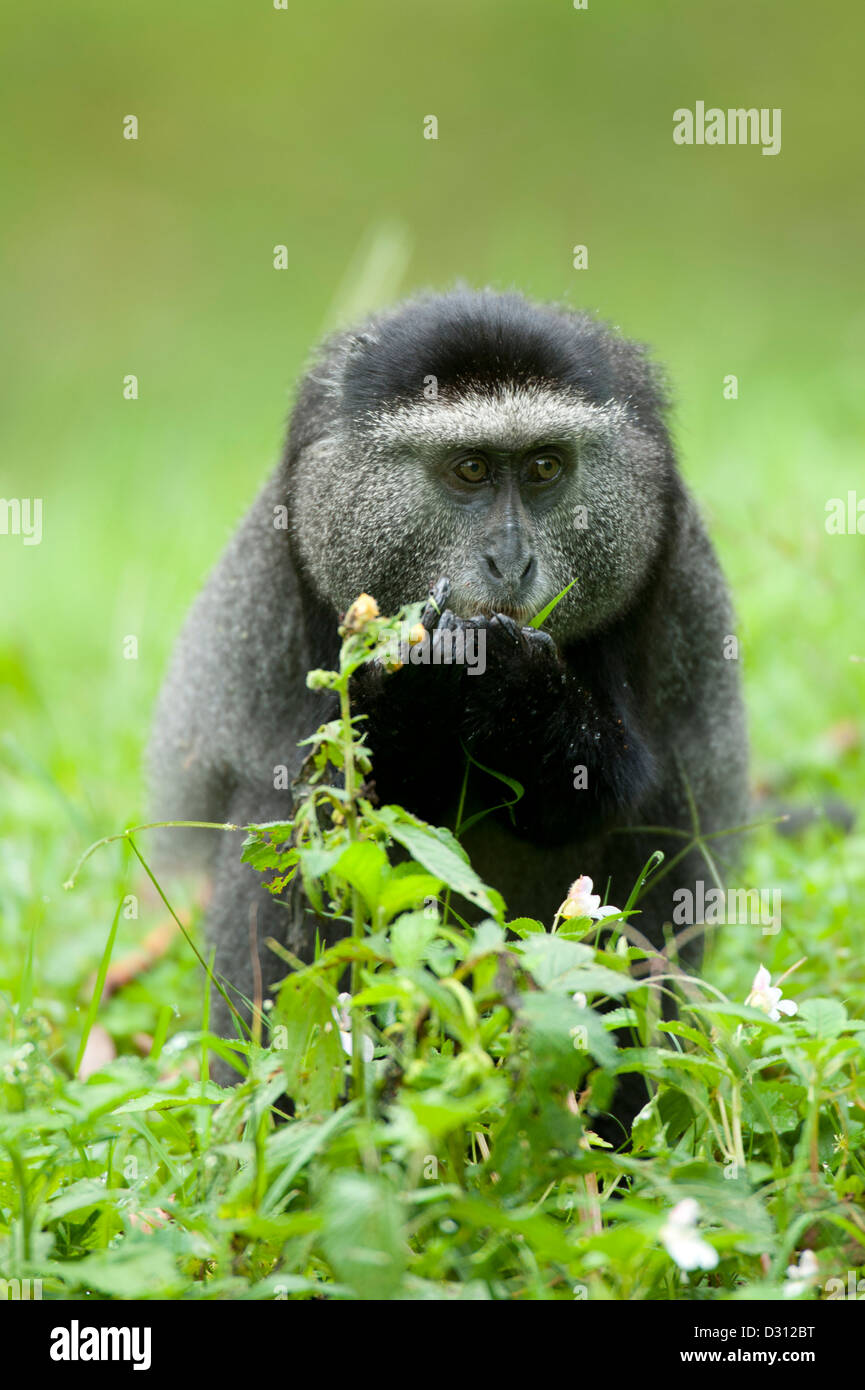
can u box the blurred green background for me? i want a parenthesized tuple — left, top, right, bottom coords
(1, 0, 863, 1002)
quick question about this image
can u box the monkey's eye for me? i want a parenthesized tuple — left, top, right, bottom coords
(529, 454, 562, 483)
(453, 456, 489, 484)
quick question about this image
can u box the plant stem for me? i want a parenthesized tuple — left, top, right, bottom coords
(339, 679, 367, 1104)
(442, 756, 471, 928)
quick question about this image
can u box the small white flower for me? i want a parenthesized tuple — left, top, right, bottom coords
(746, 965, 797, 1021)
(572, 991, 587, 1009)
(659, 1198, 719, 1272)
(3, 1041, 36, 1081)
(784, 1249, 819, 1297)
(332, 992, 374, 1063)
(559, 875, 620, 922)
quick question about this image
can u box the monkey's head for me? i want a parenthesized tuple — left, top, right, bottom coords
(287, 289, 679, 642)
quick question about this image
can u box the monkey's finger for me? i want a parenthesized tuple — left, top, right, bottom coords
(421, 577, 451, 630)
(523, 627, 556, 652)
(428, 618, 469, 663)
(490, 613, 521, 643)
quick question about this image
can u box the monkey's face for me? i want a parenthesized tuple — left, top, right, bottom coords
(291, 379, 673, 643)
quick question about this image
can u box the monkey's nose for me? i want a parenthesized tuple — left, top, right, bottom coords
(482, 551, 536, 591)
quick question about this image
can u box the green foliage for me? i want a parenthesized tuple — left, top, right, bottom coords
(2, 604, 863, 1301)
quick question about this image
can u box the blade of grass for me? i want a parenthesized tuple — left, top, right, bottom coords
(74, 895, 124, 1076)
(528, 578, 576, 629)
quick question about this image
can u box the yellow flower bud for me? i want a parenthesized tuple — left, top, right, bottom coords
(341, 593, 380, 634)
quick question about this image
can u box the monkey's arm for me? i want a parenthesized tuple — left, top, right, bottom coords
(458, 615, 656, 844)
(348, 580, 470, 823)
(351, 579, 654, 842)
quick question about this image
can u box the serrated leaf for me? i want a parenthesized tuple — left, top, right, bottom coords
(505, 916, 546, 938)
(798, 998, 848, 1038)
(390, 911, 439, 969)
(320, 1173, 407, 1300)
(378, 871, 443, 922)
(514, 934, 593, 991)
(372, 806, 505, 920)
(241, 824, 295, 872)
(741, 1082, 806, 1134)
(519, 991, 617, 1069)
(466, 919, 506, 960)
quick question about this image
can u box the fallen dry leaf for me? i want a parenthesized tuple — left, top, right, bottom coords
(77, 1024, 116, 1079)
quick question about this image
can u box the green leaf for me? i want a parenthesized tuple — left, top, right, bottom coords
(352, 977, 417, 1008)
(658, 1020, 712, 1050)
(631, 1092, 664, 1151)
(44, 1180, 126, 1221)
(54, 1246, 183, 1298)
(372, 806, 505, 920)
(403, 967, 474, 1039)
(697, 1001, 791, 1025)
(391, 911, 439, 969)
(741, 1082, 806, 1134)
(457, 748, 524, 834)
(401, 1076, 508, 1138)
(74, 896, 123, 1076)
(303, 844, 347, 877)
(378, 869, 443, 922)
(528, 578, 577, 628)
(320, 1173, 407, 1300)
(514, 940, 636, 1000)
(616, 1046, 726, 1082)
(275, 968, 344, 1112)
(658, 1087, 697, 1144)
(561, 965, 637, 997)
(466, 919, 506, 961)
(519, 991, 617, 1070)
(514, 935, 593, 991)
(446, 1196, 580, 1264)
(334, 838, 389, 913)
(506, 916, 546, 938)
(798, 998, 848, 1038)
(241, 824, 295, 871)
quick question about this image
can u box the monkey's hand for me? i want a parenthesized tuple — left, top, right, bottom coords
(458, 612, 654, 843)
(348, 577, 470, 820)
(417, 576, 463, 642)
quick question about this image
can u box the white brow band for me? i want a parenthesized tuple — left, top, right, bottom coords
(366, 384, 623, 451)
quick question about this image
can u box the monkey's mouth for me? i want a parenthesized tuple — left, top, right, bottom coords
(449, 594, 537, 625)
(480, 603, 532, 622)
